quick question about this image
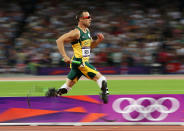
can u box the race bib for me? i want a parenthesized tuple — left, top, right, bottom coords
(82, 47, 90, 57)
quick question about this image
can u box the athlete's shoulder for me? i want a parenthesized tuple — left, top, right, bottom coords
(68, 28, 80, 34)
(67, 28, 80, 39)
(72, 28, 80, 33)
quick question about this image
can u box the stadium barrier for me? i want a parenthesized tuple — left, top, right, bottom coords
(36, 64, 184, 75)
(36, 66, 151, 75)
(0, 94, 184, 125)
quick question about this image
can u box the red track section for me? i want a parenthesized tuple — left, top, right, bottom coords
(0, 75, 184, 81)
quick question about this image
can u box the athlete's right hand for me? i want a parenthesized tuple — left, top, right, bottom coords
(63, 56, 71, 64)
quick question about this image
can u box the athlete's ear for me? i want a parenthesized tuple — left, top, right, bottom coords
(76, 15, 81, 22)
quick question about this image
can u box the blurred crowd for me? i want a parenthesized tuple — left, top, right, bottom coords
(0, 0, 184, 74)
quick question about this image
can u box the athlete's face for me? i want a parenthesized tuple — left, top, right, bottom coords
(80, 12, 91, 27)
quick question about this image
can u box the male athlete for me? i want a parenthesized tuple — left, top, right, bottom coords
(46, 10, 109, 104)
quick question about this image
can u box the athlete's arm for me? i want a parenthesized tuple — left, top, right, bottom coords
(56, 29, 80, 63)
(90, 33, 104, 49)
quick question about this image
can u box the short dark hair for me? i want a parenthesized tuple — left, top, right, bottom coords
(75, 10, 89, 21)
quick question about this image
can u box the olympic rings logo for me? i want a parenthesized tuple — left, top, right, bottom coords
(112, 97, 180, 121)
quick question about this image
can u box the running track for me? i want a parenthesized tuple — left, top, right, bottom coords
(1, 75, 184, 130)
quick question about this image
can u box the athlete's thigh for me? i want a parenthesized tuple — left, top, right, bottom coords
(67, 68, 83, 83)
(78, 62, 99, 80)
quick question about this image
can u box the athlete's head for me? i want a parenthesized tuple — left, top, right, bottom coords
(76, 10, 91, 27)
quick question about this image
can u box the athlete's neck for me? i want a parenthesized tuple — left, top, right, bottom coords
(78, 25, 87, 33)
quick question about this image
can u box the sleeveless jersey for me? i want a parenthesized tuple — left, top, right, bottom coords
(71, 27, 91, 62)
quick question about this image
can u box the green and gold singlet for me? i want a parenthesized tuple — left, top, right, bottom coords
(71, 27, 91, 62)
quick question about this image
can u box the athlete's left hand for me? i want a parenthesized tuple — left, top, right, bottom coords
(97, 33, 104, 42)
